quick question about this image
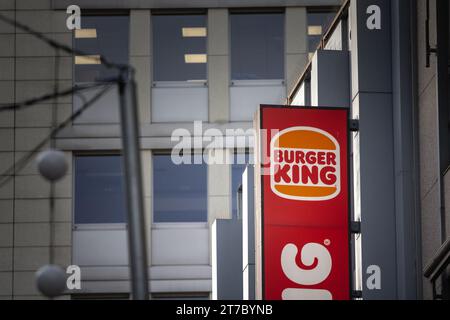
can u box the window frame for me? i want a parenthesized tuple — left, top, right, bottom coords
(72, 12, 130, 86)
(71, 12, 130, 124)
(306, 6, 340, 58)
(228, 8, 286, 83)
(151, 10, 209, 86)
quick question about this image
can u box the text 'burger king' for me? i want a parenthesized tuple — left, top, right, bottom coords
(270, 127, 341, 201)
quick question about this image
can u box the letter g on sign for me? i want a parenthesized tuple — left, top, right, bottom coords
(281, 243, 333, 300)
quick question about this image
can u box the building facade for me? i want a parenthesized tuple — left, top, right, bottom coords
(416, 0, 449, 300)
(0, 0, 448, 300)
(287, 0, 449, 300)
(0, 0, 342, 299)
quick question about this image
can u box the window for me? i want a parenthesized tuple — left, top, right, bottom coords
(74, 155, 126, 224)
(73, 15, 129, 123)
(152, 14, 207, 82)
(307, 9, 338, 59)
(74, 15, 129, 83)
(153, 154, 207, 223)
(230, 12, 284, 80)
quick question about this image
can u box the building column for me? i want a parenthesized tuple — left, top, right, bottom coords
(0, 2, 74, 299)
(0, 1, 15, 301)
(349, 0, 420, 299)
(208, 9, 230, 123)
(130, 10, 151, 124)
(285, 7, 308, 97)
(416, 0, 442, 299)
(208, 148, 232, 270)
(208, 149, 232, 223)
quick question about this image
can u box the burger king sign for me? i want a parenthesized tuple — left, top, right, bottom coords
(271, 127, 341, 201)
(258, 106, 350, 300)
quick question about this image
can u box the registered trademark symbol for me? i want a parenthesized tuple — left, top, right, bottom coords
(324, 239, 331, 246)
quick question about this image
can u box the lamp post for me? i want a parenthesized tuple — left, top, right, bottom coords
(118, 69, 150, 300)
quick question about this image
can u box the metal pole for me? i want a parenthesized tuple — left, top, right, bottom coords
(118, 69, 149, 300)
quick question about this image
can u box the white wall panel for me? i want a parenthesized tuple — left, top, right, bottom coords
(230, 80, 286, 121)
(152, 83, 208, 122)
(151, 226, 209, 265)
(73, 229, 128, 266)
(73, 86, 121, 124)
(291, 82, 306, 106)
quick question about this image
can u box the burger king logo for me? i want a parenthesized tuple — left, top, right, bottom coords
(270, 127, 340, 201)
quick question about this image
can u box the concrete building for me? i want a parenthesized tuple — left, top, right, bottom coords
(0, 0, 342, 299)
(287, 0, 449, 300)
(0, 0, 448, 300)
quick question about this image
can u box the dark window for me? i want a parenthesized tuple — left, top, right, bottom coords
(74, 15, 129, 83)
(152, 14, 207, 82)
(307, 9, 338, 57)
(153, 154, 207, 223)
(230, 12, 284, 80)
(74, 155, 126, 224)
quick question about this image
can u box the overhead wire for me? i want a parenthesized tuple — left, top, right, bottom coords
(0, 10, 131, 189)
(0, 84, 115, 189)
(0, 12, 128, 72)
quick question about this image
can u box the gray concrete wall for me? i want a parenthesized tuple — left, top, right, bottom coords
(285, 7, 308, 96)
(350, 0, 398, 300)
(310, 49, 350, 108)
(208, 9, 229, 123)
(0, 0, 73, 300)
(212, 219, 243, 300)
(416, 0, 447, 300)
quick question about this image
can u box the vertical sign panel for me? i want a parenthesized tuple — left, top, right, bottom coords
(260, 106, 350, 300)
(351, 0, 399, 299)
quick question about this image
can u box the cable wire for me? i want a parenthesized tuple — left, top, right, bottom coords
(0, 12, 128, 72)
(0, 84, 115, 189)
(0, 82, 112, 113)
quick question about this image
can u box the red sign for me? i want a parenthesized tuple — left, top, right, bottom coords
(260, 106, 350, 300)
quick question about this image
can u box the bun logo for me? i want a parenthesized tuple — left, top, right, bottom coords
(270, 127, 340, 201)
